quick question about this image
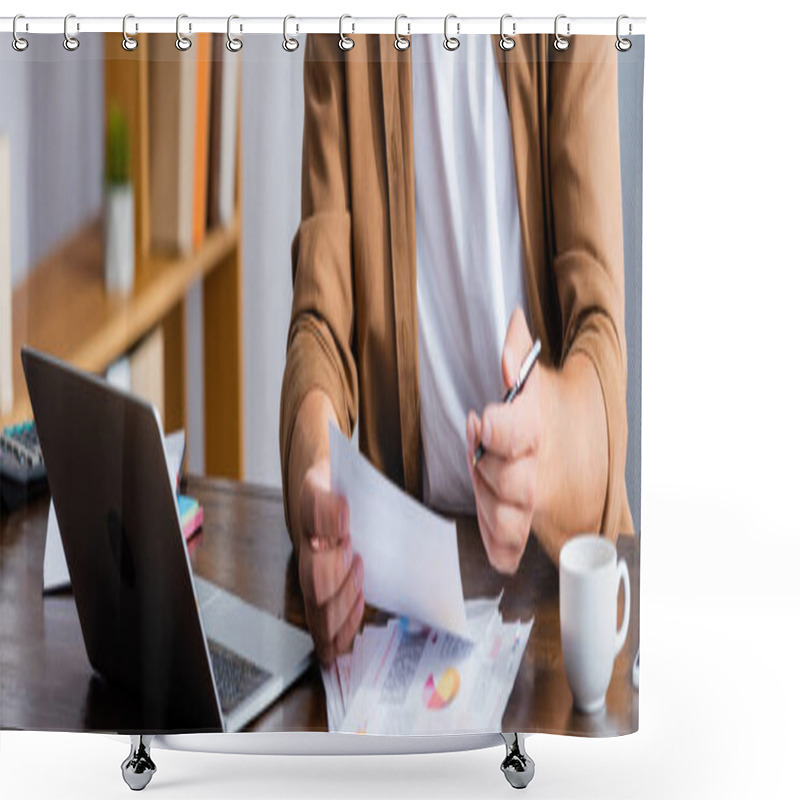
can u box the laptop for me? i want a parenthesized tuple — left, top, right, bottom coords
(22, 347, 314, 733)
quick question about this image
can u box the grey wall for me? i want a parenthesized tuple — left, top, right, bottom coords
(185, 36, 305, 481)
(0, 34, 104, 286)
(239, 36, 306, 485)
(618, 38, 645, 535)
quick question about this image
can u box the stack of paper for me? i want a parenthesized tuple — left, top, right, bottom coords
(321, 596, 532, 735)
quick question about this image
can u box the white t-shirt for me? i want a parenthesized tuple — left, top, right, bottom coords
(413, 35, 530, 514)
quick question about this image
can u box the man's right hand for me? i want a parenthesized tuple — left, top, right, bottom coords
(297, 459, 365, 665)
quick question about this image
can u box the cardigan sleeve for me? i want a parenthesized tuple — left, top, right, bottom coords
(547, 35, 631, 538)
(279, 35, 359, 533)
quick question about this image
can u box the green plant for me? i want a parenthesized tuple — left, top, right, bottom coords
(106, 104, 131, 186)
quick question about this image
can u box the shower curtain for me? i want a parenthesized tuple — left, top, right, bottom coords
(0, 20, 643, 741)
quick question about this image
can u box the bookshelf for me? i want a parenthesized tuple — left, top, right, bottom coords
(1, 33, 244, 480)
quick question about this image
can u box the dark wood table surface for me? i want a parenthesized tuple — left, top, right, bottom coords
(0, 476, 639, 736)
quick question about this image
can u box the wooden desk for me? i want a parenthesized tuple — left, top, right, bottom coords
(0, 477, 639, 736)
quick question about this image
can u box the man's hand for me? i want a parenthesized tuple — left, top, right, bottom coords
(296, 459, 365, 665)
(466, 308, 542, 574)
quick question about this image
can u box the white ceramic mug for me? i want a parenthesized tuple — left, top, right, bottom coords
(559, 535, 630, 714)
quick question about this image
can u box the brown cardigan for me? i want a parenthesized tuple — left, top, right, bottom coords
(280, 34, 634, 541)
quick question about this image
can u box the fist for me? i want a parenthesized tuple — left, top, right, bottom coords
(466, 308, 542, 574)
(296, 459, 365, 664)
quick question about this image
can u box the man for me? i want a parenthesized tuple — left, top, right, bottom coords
(280, 33, 633, 665)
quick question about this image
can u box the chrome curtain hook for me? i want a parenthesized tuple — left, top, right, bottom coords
(394, 14, 410, 51)
(282, 15, 299, 52)
(616, 14, 632, 52)
(175, 13, 192, 51)
(63, 13, 80, 51)
(227, 15, 243, 52)
(553, 14, 570, 51)
(12, 14, 29, 52)
(443, 14, 460, 51)
(499, 14, 516, 51)
(339, 14, 355, 51)
(122, 14, 138, 51)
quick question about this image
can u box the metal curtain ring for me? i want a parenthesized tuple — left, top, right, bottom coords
(227, 15, 243, 52)
(63, 13, 79, 51)
(394, 14, 410, 51)
(553, 14, 570, 51)
(12, 14, 29, 52)
(175, 14, 192, 51)
(443, 14, 460, 51)
(282, 15, 299, 52)
(339, 14, 355, 51)
(616, 14, 632, 52)
(499, 14, 516, 51)
(122, 14, 138, 51)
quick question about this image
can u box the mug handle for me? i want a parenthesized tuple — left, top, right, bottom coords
(615, 558, 630, 656)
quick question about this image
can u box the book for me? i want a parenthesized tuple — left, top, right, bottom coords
(178, 493, 204, 540)
(192, 33, 212, 250)
(0, 134, 11, 416)
(148, 35, 197, 256)
(207, 36, 223, 229)
(208, 35, 240, 230)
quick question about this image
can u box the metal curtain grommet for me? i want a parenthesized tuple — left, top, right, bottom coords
(227, 15, 243, 52)
(12, 14, 29, 52)
(282, 15, 299, 52)
(499, 14, 515, 51)
(63, 13, 79, 51)
(339, 14, 355, 51)
(616, 14, 632, 52)
(394, 14, 410, 51)
(553, 14, 570, 51)
(175, 14, 192, 51)
(443, 14, 460, 51)
(122, 14, 138, 51)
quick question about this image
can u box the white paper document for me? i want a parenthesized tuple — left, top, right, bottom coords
(42, 500, 70, 593)
(329, 423, 469, 639)
(164, 429, 186, 492)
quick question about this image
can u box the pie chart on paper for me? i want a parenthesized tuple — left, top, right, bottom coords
(423, 667, 461, 710)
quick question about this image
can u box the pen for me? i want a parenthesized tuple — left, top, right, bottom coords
(473, 338, 542, 467)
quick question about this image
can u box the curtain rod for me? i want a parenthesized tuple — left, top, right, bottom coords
(0, 16, 646, 37)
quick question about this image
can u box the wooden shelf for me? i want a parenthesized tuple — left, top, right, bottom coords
(3, 213, 241, 429)
(3, 33, 245, 479)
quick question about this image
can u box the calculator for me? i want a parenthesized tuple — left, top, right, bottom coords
(0, 420, 48, 511)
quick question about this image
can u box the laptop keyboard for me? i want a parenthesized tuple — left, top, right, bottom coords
(207, 639, 273, 717)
